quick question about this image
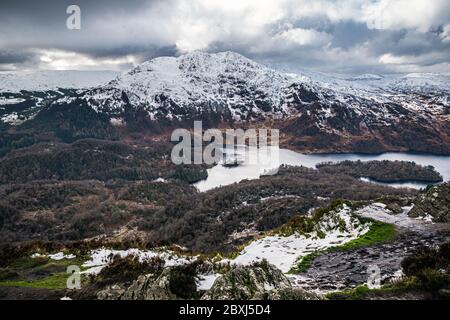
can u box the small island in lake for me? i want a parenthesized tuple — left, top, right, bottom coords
(316, 160, 443, 184)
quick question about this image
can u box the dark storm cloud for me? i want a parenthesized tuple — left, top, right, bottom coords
(0, 0, 449, 73)
(329, 22, 379, 49)
(0, 0, 174, 67)
(0, 50, 36, 64)
(0, 0, 153, 20)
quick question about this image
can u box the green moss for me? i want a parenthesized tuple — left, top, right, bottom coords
(338, 218, 347, 232)
(288, 251, 322, 274)
(8, 256, 49, 270)
(34, 257, 86, 271)
(0, 272, 70, 289)
(0, 252, 88, 289)
(332, 220, 396, 252)
(325, 280, 420, 300)
(326, 285, 374, 300)
(326, 284, 413, 300)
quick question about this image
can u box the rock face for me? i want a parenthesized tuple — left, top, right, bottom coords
(120, 269, 177, 300)
(96, 285, 126, 300)
(96, 261, 318, 300)
(291, 231, 449, 294)
(202, 261, 316, 300)
(409, 183, 450, 222)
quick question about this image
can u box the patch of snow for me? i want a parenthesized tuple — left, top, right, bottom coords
(0, 97, 26, 105)
(356, 203, 433, 232)
(1, 112, 23, 125)
(260, 195, 300, 202)
(81, 248, 194, 275)
(197, 273, 219, 291)
(109, 117, 125, 127)
(401, 204, 415, 214)
(415, 213, 434, 223)
(31, 252, 76, 260)
(231, 205, 370, 273)
(48, 252, 76, 261)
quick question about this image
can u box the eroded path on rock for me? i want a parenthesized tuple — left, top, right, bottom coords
(288, 204, 450, 295)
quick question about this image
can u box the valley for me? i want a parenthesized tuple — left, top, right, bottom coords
(0, 52, 449, 301)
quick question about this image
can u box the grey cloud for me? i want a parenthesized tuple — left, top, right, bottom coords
(0, 0, 449, 73)
(0, 50, 37, 64)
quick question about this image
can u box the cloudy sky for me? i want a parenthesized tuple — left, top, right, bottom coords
(1, 0, 450, 74)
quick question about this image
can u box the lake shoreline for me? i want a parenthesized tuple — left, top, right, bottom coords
(194, 148, 450, 192)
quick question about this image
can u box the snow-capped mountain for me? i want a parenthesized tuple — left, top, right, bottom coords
(81, 51, 449, 124)
(80, 51, 450, 154)
(85, 51, 304, 120)
(1, 51, 450, 154)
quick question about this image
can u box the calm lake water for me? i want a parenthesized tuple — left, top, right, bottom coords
(194, 147, 450, 192)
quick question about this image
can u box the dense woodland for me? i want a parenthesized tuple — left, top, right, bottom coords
(0, 139, 207, 184)
(0, 161, 418, 253)
(0, 103, 442, 253)
(316, 160, 443, 183)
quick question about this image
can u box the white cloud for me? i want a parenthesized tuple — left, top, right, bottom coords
(441, 24, 450, 43)
(378, 50, 450, 73)
(36, 49, 137, 70)
(288, 0, 365, 23)
(1, 0, 449, 73)
(172, 0, 287, 51)
(275, 28, 331, 46)
(379, 53, 407, 65)
(363, 0, 450, 32)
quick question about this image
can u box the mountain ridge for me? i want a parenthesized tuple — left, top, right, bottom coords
(1, 51, 450, 154)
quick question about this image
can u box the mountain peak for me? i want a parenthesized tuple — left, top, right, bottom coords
(125, 51, 276, 79)
(91, 51, 293, 120)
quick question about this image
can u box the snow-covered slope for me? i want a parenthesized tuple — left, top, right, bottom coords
(85, 51, 315, 120)
(0, 70, 119, 125)
(0, 70, 118, 93)
(231, 204, 370, 273)
(82, 51, 449, 125)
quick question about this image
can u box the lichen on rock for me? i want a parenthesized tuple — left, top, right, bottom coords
(409, 182, 450, 222)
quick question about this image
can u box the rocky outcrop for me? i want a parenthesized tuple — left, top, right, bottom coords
(409, 183, 450, 222)
(202, 261, 317, 300)
(291, 232, 448, 293)
(120, 269, 177, 300)
(96, 285, 126, 300)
